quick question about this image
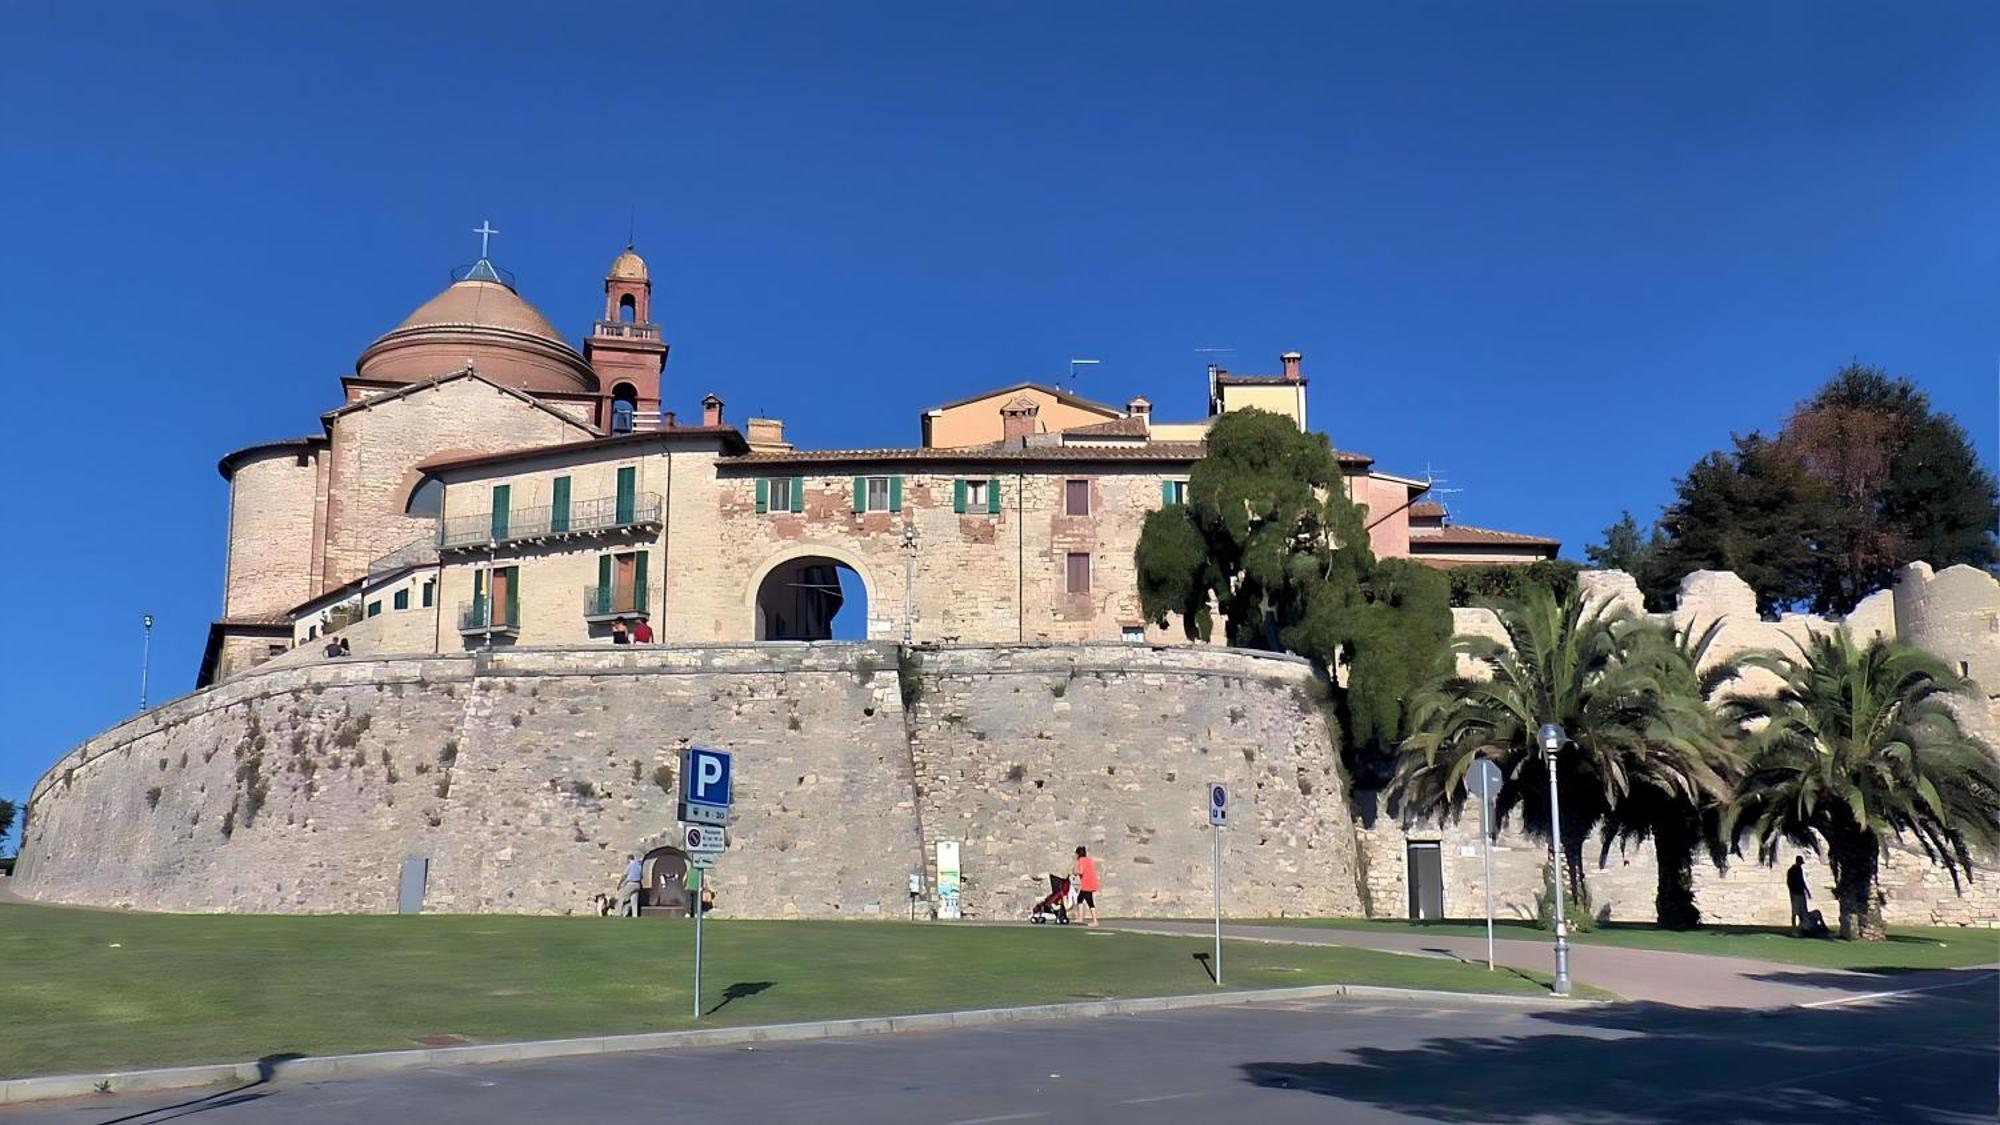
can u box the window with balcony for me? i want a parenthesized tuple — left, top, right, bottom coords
(464, 566, 521, 633)
(1066, 552, 1091, 594)
(615, 466, 637, 524)
(1065, 479, 1090, 516)
(490, 483, 512, 541)
(551, 476, 572, 533)
(587, 550, 651, 620)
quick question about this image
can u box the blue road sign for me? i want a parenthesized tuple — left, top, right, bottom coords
(1208, 782, 1227, 827)
(680, 747, 734, 810)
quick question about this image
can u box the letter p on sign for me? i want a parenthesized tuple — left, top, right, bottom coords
(681, 747, 734, 809)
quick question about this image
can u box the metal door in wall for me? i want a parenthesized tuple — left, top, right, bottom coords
(1407, 841, 1445, 920)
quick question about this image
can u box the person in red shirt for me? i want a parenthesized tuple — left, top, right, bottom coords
(630, 618, 654, 644)
(1071, 846, 1100, 926)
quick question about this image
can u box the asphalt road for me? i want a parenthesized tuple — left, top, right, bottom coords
(8, 970, 1993, 1125)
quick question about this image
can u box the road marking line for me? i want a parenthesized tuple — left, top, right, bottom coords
(1120, 1092, 1201, 1105)
(1796, 971, 1997, 1009)
(943, 1114, 1047, 1125)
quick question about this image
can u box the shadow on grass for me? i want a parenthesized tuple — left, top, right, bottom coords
(1192, 952, 1215, 983)
(706, 981, 774, 1016)
(93, 1053, 302, 1124)
(1238, 976, 1998, 1124)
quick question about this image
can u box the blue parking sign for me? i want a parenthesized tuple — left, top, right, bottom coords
(680, 747, 733, 809)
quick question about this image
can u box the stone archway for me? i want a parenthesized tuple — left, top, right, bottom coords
(744, 545, 878, 642)
(641, 847, 691, 915)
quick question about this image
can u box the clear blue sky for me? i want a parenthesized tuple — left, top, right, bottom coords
(2, 3, 1995, 837)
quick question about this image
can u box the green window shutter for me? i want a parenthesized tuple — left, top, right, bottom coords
(852, 477, 866, 513)
(1162, 480, 1175, 506)
(953, 479, 967, 514)
(421, 581, 434, 608)
(889, 475, 903, 513)
(790, 476, 804, 513)
(616, 467, 636, 523)
(473, 569, 486, 625)
(505, 567, 520, 627)
(596, 555, 612, 614)
(491, 484, 510, 541)
(635, 550, 649, 613)
(551, 476, 571, 533)
(393, 589, 409, 611)
(367, 601, 381, 618)
(755, 478, 769, 514)
(987, 479, 1002, 515)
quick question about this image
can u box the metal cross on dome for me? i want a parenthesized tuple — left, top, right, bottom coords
(473, 220, 499, 258)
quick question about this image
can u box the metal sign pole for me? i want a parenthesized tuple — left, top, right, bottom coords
(1213, 822, 1223, 987)
(1480, 791, 1495, 971)
(693, 869, 704, 1019)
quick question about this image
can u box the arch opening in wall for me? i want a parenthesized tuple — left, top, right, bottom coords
(754, 555, 869, 641)
(618, 293, 636, 323)
(611, 383, 638, 434)
(405, 477, 444, 517)
(640, 847, 690, 914)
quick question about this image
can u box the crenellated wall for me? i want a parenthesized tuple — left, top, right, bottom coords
(15, 643, 1351, 920)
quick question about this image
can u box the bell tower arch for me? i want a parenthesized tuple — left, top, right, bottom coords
(584, 245, 669, 432)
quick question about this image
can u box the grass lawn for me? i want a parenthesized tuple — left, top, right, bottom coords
(1240, 916, 2000, 972)
(0, 902, 1553, 1078)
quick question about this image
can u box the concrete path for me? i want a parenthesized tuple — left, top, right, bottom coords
(1106, 920, 1996, 1008)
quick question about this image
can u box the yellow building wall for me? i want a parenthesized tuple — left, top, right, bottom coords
(927, 388, 1120, 448)
(1217, 383, 1307, 428)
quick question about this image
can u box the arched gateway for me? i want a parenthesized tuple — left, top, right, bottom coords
(746, 547, 875, 641)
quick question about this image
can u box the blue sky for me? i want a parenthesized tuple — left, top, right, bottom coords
(1, 3, 1995, 837)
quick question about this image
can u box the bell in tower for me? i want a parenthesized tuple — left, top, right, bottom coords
(585, 245, 669, 433)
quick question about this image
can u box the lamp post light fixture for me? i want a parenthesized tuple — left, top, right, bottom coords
(1539, 721, 1573, 998)
(900, 523, 920, 646)
(140, 614, 155, 713)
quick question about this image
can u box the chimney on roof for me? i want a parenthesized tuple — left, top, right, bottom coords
(1281, 352, 1302, 382)
(701, 394, 723, 428)
(1127, 397, 1152, 433)
(745, 418, 791, 453)
(1001, 396, 1040, 443)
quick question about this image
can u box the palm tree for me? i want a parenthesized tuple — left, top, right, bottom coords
(1597, 619, 1741, 929)
(1728, 631, 2000, 941)
(1392, 587, 1695, 906)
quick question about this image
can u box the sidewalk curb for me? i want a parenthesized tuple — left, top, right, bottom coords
(0, 981, 1580, 1105)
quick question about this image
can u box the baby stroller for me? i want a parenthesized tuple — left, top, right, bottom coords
(1029, 874, 1073, 924)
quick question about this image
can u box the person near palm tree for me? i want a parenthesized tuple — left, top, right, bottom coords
(1785, 855, 1811, 934)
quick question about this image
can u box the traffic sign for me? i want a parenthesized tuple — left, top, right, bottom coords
(684, 824, 725, 854)
(1208, 782, 1227, 827)
(1465, 759, 1503, 802)
(688, 852, 717, 869)
(678, 801, 729, 826)
(680, 747, 734, 810)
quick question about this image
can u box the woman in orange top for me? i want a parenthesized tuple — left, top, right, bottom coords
(1072, 846, 1100, 926)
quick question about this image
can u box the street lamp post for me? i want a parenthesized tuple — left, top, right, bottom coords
(901, 523, 919, 645)
(139, 614, 155, 712)
(1539, 722, 1573, 997)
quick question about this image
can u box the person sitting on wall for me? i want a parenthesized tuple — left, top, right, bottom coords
(631, 618, 654, 644)
(611, 619, 630, 645)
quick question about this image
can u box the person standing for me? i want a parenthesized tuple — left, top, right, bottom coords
(611, 619, 631, 645)
(1071, 846, 1100, 927)
(618, 854, 644, 917)
(631, 618, 654, 644)
(1786, 855, 1811, 934)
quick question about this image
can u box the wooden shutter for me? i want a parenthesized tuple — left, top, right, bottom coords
(616, 466, 636, 523)
(472, 568, 486, 627)
(1162, 480, 1176, 506)
(755, 478, 769, 514)
(635, 550, 650, 613)
(953, 479, 967, 514)
(491, 484, 510, 540)
(551, 476, 571, 532)
(596, 555, 612, 615)
(987, 479, 1002, 514)
(790, 477, 804, 513)
(889, 476, 903, 513)
(852, 477, 866, 512)
(504, 567, 520, 627)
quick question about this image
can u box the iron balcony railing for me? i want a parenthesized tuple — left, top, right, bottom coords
(584, 584, 648, 621)
(439, 492, 662, 551)
(367, 535, 440, 576)
(457, 598, 519, 635)
(593, 321, 662, 340)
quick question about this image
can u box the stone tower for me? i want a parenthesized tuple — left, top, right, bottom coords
(584, 246, 669, 432)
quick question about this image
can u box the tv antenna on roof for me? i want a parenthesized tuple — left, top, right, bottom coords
(1067, 358, 1100, 390)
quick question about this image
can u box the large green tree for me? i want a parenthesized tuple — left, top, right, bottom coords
(1391, 587, 1720, 911)
(1643, 364, 1997, 614)
(1135, 409, 1452, 780)
(1727, 632, 2000, 940)
(0, 798, 15, 857)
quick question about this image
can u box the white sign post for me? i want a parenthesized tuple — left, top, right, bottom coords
(1465, 759, 1503, 972)
(1208, 783, 1227, 987)
(678, 748, 734, 1018)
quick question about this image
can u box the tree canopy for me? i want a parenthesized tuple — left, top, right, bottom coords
(1134, 409, 1453, 781)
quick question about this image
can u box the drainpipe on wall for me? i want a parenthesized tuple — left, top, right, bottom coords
(1016, 470, 1025, 643)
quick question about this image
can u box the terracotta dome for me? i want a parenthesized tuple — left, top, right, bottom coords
(355, 269, 598, 394)
(608, 247, 649, 281)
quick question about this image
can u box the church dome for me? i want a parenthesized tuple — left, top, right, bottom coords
(355, 266, 599, 394)
(608, 247, 648, 281)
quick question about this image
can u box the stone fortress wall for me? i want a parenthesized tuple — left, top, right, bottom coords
(14, 643, 1357, 920)
(17, 564, 1997, 927)
(1365, 562, 2000, 928)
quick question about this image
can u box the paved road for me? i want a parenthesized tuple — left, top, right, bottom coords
(9, 971, 1992, 1125)
(1107, 920, 2000, 1007)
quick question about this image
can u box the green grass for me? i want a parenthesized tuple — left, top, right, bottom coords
(1238, 916, 2000, 972)
(0, 903, 1551, 1078)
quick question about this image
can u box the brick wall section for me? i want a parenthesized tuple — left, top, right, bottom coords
(223, 449, 321, 619)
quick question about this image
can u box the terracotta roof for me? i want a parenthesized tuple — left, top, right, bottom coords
(1214, 373, 1306, 386)
(355, 274, 598, 394)
(729, 442, 1212, 467)
(1062, 416, 1150, 439)
(419, 425, 749, 475)
(217, 435, 328, 480)
(384, 278, 567, 344)
(1409, 524, 1561, 548)
(1409, 501, 1446, 519)
(928, 382, 1123, 417)
(325, 367, 600, 433)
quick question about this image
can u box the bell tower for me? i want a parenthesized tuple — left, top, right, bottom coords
(584, 245, 669, 432)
